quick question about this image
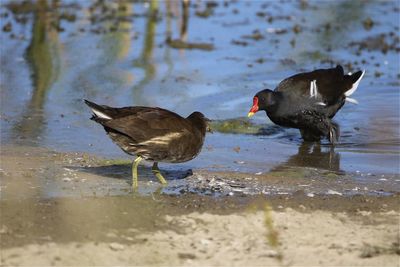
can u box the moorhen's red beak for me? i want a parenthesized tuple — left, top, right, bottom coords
(248, 97, 259, 118)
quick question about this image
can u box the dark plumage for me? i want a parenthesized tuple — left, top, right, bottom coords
(248, 65, 365, 143)
(84, 100, 208, 188)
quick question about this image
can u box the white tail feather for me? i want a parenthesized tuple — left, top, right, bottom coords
(92, 109, 112, 119)
(345, 97, 359, 105)
(345, 70, 365, 97)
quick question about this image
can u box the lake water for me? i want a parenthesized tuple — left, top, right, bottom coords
(1, 0, 399, 182)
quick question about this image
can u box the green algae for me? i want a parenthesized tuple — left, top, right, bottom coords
(209, 118, 265, 135)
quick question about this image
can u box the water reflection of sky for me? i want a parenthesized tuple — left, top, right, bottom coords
(0, 0, 399, 175)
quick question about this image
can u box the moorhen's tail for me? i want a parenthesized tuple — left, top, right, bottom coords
(84, 99, 113, 120)
(343, 70, 365, 104)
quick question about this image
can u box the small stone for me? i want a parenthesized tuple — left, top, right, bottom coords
(0, 225, 9, 234)
(109, 242, 125, 251)
(200, 239, 211, 246)
(362, 17, 374, 30)
(326, 189, 342, 196)
(3, 22, 11, 32)
(386, 210, 397, 215)
(178, 253, 196, 260)
(292, 24, 302, 34)
(165, 215, 173, 223)
(233, 146, 240, 153)
(261, 249, 279, 257)
(357, 210, 371, 216)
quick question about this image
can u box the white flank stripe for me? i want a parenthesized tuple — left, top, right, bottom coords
(309, 80, 317, 98)
(345, 97, 359, 105)
(345, 70, 365, 97)
(139, 132, 182, 146)
(315, 102, 326, 106)
(313, 80, 318, 97)
(92, 109, 112, 119)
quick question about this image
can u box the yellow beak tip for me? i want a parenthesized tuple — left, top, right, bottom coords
(247, 112, 255, 118)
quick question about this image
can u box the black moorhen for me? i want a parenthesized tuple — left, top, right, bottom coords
(84, 100, 208, 188)
(248, 65, 365, 143)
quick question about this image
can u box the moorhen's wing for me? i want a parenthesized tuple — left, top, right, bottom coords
(99, 108, 193, 144)
(85, 100, 154, 120)
(275, 66, 346, 104)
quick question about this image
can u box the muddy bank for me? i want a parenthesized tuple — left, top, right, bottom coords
(1, 145, 399, 266)
(1, 144, 399, 199)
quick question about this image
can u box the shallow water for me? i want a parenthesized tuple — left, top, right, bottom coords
(1, 0, 399, 186)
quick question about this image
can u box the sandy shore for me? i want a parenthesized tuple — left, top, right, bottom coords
(1, 207, 399, 266)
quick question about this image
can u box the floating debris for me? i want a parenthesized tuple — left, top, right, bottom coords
(166, 38, 214, 51)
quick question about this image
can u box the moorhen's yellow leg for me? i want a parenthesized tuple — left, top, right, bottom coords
(132, 156, 142, 189)
(152, 162, 167, 185)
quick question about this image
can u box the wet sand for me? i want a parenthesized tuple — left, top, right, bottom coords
(1, 145, 399, 266)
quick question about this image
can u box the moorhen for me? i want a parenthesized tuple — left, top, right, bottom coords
(84, 100, 208, 188)
(248, 65, 365, 143)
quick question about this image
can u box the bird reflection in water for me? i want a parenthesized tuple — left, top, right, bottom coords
(284, 142, 341, 173)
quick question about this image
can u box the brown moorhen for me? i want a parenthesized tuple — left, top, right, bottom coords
(84, 100, 208, 188)
(248, 65, 365, 144)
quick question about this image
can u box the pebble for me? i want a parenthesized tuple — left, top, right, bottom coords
(165, 215, 173, 223)
(200, 239, 212, 246)
(326, 189, 342, 195)
(0, 225, 9, 234)
(385, 210, 397, 215)
(262, 249, 279, 257)
(109, 242, 125, 251)
(357, 210, 372, 216)
(306, 193, 315, 197)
